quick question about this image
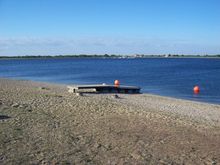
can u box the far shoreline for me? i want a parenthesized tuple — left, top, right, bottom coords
(1, 54, 220, 60)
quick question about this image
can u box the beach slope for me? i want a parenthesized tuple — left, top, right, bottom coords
(0, 79, 220, 164)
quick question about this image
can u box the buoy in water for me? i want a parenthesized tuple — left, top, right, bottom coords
(193, 85, 200, 94)
(114, 80, 120, 86)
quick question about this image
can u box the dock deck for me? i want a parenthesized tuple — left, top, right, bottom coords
(68, 84, 141, 94)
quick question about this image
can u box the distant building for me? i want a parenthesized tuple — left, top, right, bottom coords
(165, 54, 171, 58)
(134, 54, 145, 58)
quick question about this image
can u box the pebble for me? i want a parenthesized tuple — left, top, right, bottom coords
(112, 94, 119, 99)
(39, 87, 50, 90)
(76, 93, 83, 96)
(27, 109, 32, 112)
(130, 152, 141, 160)
(212, 159, 217, 165)
(11, 103, 19, 108)
(0, 155, 5, 161)
(18, 104, 28, 108)
(94, 143, 101, 149)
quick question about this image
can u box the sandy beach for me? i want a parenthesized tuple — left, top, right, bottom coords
(0, 78, 220, 164)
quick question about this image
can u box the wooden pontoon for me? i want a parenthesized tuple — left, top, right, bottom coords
(68, 84, 141, 94)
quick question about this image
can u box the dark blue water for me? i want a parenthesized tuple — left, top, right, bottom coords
(0, 58, 220, 104)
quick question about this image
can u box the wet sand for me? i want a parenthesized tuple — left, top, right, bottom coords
(0, 78, 220, 164)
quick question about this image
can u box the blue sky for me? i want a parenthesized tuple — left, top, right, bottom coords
(0, 0, 220, 56)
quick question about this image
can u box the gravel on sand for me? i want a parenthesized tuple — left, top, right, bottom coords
(0, 78, 220, 164)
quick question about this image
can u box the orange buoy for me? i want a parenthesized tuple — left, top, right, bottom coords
(193, 85, 200, 94)
(114, 80, 120, 86)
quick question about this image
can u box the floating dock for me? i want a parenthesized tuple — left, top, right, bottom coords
(68, 84, 141, 94)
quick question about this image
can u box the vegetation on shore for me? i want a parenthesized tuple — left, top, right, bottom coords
(0, 54, 220, 59)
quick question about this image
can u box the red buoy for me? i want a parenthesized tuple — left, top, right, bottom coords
(114, 80, 120, 86)
(193, 85, 200, 94)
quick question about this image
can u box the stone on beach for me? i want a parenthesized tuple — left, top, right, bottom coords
(11, 103, 19, 108)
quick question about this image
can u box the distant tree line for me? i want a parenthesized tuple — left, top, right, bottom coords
(0, 54, 220, 59)
(0, 54, 119, 59)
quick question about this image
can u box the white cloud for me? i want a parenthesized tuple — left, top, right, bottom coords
(0, 36, 219, 56)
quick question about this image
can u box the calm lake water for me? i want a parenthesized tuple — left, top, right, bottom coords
(0, 58, 220, 104)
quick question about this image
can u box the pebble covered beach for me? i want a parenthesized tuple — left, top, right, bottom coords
(0, 78, 220, 164)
